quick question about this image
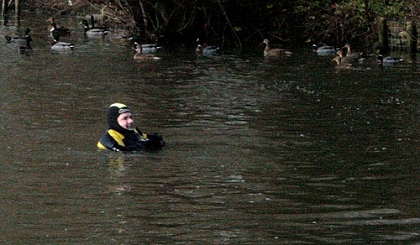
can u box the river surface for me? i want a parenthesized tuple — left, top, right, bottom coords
(1, 13, 419, 244)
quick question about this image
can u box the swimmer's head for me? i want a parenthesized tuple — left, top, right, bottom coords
(106, 103, 135, 133)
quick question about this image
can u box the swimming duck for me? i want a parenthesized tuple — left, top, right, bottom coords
(5, 27, 32, 45)
(377, 54, 403, 65)
(82, 19, 108, 39)
(195, 38, 220, 56)
(127, 36, 162, 54)
(313, 45, 338, 56)
(332, 49, 355, 67)
(5, 35, 29, 44)
(51, 39, 74, 51)
(195, 44, 220, 56)
(133, 42, 161, 60)
(84, 28, 108, 39)
(140, 43, 162, 54)
(306, 38, 337, 56)
(262, 38, 292, 57)
(47, 17, 71, 37)
(342, 43, 365, 61)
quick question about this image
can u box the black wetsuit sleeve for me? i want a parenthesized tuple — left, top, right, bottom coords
(99, 133, 129, 152)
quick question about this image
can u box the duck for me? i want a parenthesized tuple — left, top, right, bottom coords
(133, 42, 161, 60)
(377, 54, 403, 65)
(313, 45, 338, 56)
(51, 39, 74, 51)
(140, 43, 162, 54)
(5, 35, 29, 45)
(50, 23, 71, 44)
(195, 38, 220, 56)
(332, 49, 355, 67)
(49, 24, 74, 51)
(306, 38, 338, 56)
(47, 17, 71, 37)
(5, 27, 32, 45)
(332, 50, 365, 71)
(342, 43, 364, 61)
(195, 44, 220, 56)
(127, 36, 162, 54)
(262, 38, 292, 57)
(82, 18, 108, 39)
(84, 28, 108, 39)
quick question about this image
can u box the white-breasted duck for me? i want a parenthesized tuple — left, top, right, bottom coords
(195, 44, 220, 56)
(306, 38, 338, 56)
(51, 36, 74, 51)
(140, 43, 162, 54)
(133, 42, 161, 60)
(47, 17, 71, 38)
(128, 36, 162, 54)
(82, 16, 108, 39)
(377, 54, 403, 65)
(195, 38, 220, 56)
(314, 45, 338, 56)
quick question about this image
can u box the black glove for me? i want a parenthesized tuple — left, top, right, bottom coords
(145, 133, 165, 151)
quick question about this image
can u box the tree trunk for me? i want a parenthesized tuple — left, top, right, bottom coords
(1, 0, 6, 25)
(14, 0, 20, 26)
(379, 17, 389, 54)
(408, 21, 418, 55)
(139, 0, 149, 36)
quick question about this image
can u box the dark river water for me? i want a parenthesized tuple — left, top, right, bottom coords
(1, 13, 419, 244)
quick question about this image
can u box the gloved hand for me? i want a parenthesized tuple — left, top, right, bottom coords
(145, 133, 165, 151)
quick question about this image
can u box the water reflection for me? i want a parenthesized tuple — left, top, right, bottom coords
(1, 13, 420, 244)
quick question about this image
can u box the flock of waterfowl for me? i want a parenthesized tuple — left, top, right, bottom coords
(3, 17, 406, 66)
(308, 39, 404, 68)
(256, 37, 403, 68)
(3, 17, 82, 53)
(3, 16, 168, 60)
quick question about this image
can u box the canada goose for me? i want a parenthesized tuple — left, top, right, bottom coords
(47, 17, 71, 37)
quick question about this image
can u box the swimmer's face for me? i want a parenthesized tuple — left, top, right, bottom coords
(117, 112, 135, 130)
